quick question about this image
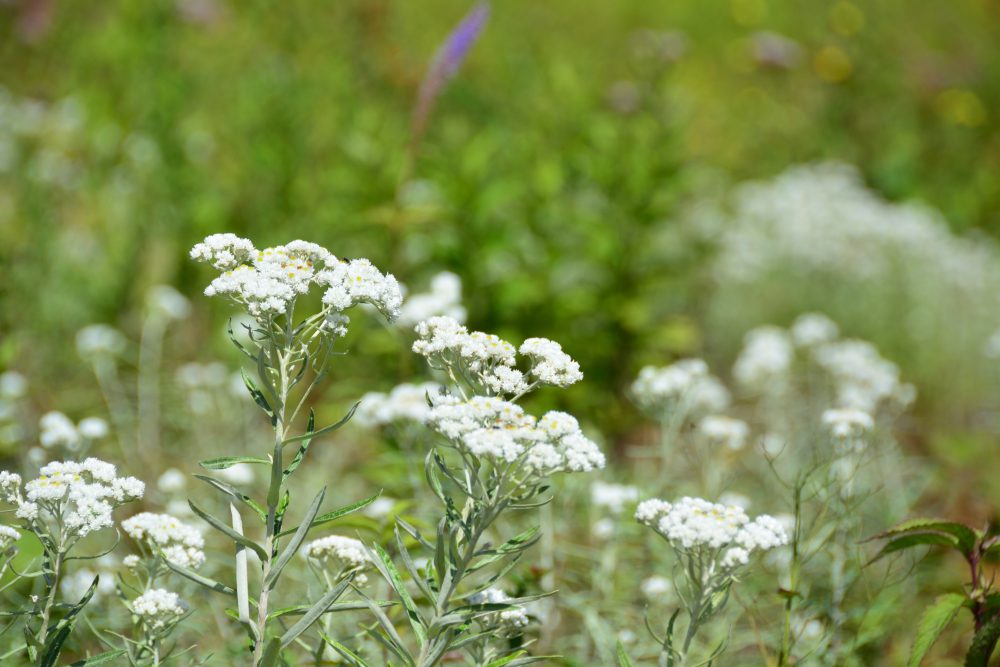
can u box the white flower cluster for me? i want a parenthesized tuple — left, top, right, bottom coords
(636, 496, 787, 570)
(413, 317, 582, 396)
(76, 324, 126, 359)
(821, 408, 874, 440)
(0, 459, 144, 536)
(39, 411, 108, 451)
(468, 587, 529, 635)
(132, 588, 186, 630)
(302, 535, 370, 584)
(122, 512, 206, 569)
(191, 235, 401, 321)
(427, 397, 605, 474)
(591, 481, 640, 515)
(790, 313, 839, 348)
(698, 415, 749, 451)
(397, 271, 467, 328)
(812, 339, 914, 413)
(356, 382, 442, 428)
(732, 327, 793, 393)
(0, 524, 20, 549)
(630, 359, 730, 419)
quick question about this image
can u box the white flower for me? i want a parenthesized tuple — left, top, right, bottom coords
(39, 412, 79, 450)
(123, 512, 205, 569)
(147, 285, 191, 320)
(813, 340, 908, 413)
(0, 524, 20, 548)
(592, 517, 615, 540)
(363, 497, 396, 519)
(718, 492, 751, 510)
(641, 575, 673, 600)
(698, 415, 749, 451)
(591, 481, 640, 514)
(790, 313, 839, 347)
(217, 463, 254, 485)
(733, 327, 793, 392)
(77, 417, 109, 440)
(468, 588, 529, 634)
(76, 325, 126, 358)
(60, 567, 116, 602)
(189, 233, 257, 271)
(0, 371, 27, 400)
(302, 535, 370, 584)
(156, 468, 187, 493)
(356, 383, 442, 427)
(132, 588, 186, 630)
(319, 258, 402, 321)
(631, 360, 729, 418)
(822, 408, 874, 440)
(519, 338, 583, 387)
(397, 271, 467, 327)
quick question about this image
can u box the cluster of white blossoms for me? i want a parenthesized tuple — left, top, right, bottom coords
(76, 324, 126, 359)
(0, 524, 20, 550)
(698, 415, 750, 451)
(467, 587, 530, 635)
(191, 234, 402, 322)
(39, 411, 108, 451)
(302, 535, 370, 584)
(637, 497, 787, 571)
(356, 382, 442, 428)
(122, 513, 206, 570)
(0, 459, 144, 536)
(812, 339, 914, 413)
(397, 271, 467, 328)
(427, 397, 605, 474)
(790, 313, 839, 348)
(132, 588, 186, 630)
(630, 359, 730, 419)
(591, 481, 640, 515)
(732, 326, 793, 393)
(822, 408, 874, 441)
(412, 316, 582, 396)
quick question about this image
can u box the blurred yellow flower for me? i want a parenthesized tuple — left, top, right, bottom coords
(814, 45, 853, 83)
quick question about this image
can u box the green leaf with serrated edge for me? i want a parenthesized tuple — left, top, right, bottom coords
(869, 533, 959, 564)
(616, 641, 636, 667)
(266, 487, 325, 589)
(189, 500, 268, 560)
(276, 492, 380, 538)
(872, 518, 978, 556)
(163, 558, 236, 596)
(279, 576, 352, 647)
(371, 543, 426, 646)
(281, 402, 360, 446)
(965, 612, 1000, 667)
(199, 456, 269, 470)
(69, 649, 129, 666)
(40, 575, 99, 667)
(283, 410, 315, 479)
(908, 593, 967, 667)
(319, 633, 372, 667)
(194, 474, 267, 521)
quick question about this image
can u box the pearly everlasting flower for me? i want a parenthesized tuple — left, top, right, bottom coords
(123, 512, 206, 569)
(157, 468, 187, 493)
(302, 535, 370, 584)
(0, 371, 27, 400)
(468, 588, 529, 635)
(76, 325, 126, 359)
(631, 359, 729, 419)
(39, 411, 80, 450)
(147, 285, 191, 320)
(77, 417, 109, 440)
(813, 340, 909, 413)
(397, 271, 467, 327)
(132, 588, 186, 630)
(189, 233, 257, 271)
(641, 575, 674, 600)
(0, 524, 20, 549)
(519, 338, 583, 387)
(591, 481, 640, 515)
(61, 567, 116, 602)
(592, 517, 615, 540)
(356, 383, 442, 427)
(318, 258, 402, 321)
(698, 415, 750, 451)
(790, 313, 839, 348)
(822, 408, 874, 441)
(733, 327, 793, 392)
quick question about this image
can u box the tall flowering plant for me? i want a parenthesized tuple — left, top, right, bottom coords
(187, 234, 401, 665)
(338, 316, 605, 666)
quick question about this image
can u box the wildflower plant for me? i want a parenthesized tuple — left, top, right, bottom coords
(186, 234, 400, 665)
(349, 315, 604, 666)
(0, 459, 144, 665)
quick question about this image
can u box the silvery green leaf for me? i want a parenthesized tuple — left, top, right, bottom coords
(283, 410, 315, 479)
(188, 500, 268, 561)
(319, 633, 372, 667)
(199, 456, 269, 470)
(276, 492, 381, 538)
(279, 575, 352, 647)
(281, 401, 360, 446)
(69, 649, 129, 666)
(358, 591, 415, 667)
(393, 525, 436, 603)
(370, 543, 426, 647)
(266, 487, 326, 589)
(40, 575, 99, 667)
(194, 474, 266, 521)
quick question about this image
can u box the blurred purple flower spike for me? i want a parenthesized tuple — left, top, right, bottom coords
(411, 2, 491, 145)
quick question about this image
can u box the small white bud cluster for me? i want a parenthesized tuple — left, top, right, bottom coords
(812, 339, 914, 413)
(413, 316, 583, 397)
(636, 496, 787, 575)
(122, 512, 206, 569)
(698, 415, 750, 451)
(39, 411, 109, 452)
(0, 459, 144, 537)
(631, 359, 730, 419)
(790, 313, 839, 348)
(427, 397, 605, 475)
(147, 285, 191, 320)
(0, 524, 20, 549)
(76, 324, 127, 359)
(132, 588, 186, 630)
(733, 327, 794, 393)
(356, 382, 443, 428)
(397, 271, 467, 328)
(302, 535, 370, 584)
(468, 587, 529, 635)
(591, 481, 640, 515)
(822, 408, 873, 442)
(191, 235, 402, 322)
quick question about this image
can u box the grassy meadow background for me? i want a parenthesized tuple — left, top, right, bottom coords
(2, 0, 1000, 663)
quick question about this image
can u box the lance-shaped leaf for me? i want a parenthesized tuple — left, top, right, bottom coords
(276, 492, 380, 538)
(319, 633, 372, 667)
(189, 500, 268, 561)
(199, 456, 269, 470)
(268, 600, 391, 620)
(908, 593, 967, 667)
(467, 525, 540, 573)
(241, 368, 274, 420)
(283, 410, 316, 479)
(616, 641, 636, 667)
(370, 543, 427, 647)
(281, 402, 360, 447)
(258, 638, 282, 667)
(195, 474, 266, 521)
(69, 649, 129, 666)
(40, 575, 100, 667)
(266, 487, 326, 589)
(163, 557, 236, 597)
(279, 576, 352, 647)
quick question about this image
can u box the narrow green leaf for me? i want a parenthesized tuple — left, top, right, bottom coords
(283, 410, 315, 479)
(616, 641, 635, 667)
(241, 368, 274, 418)
(199, 456, 269, 470)
(276, 493, 380, 538)
(163, 558, 235, 596)
(319, 633, 372, 667)
(40, 575, 100, 667)
(194, 474, 266, 521)
(279, 576, 352, 647)
(281, 402, 360, 446)
(908, 593, 967, 667)
(266, 487, 326, 589)
(258, 638, 282, 667)
(69, 649, 129, 666)
(189, 500, 268, 561)
(371, 543, 426, 646)
(870, 533, 960, 564)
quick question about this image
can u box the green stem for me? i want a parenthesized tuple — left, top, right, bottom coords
(35, 550, 64, 662)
